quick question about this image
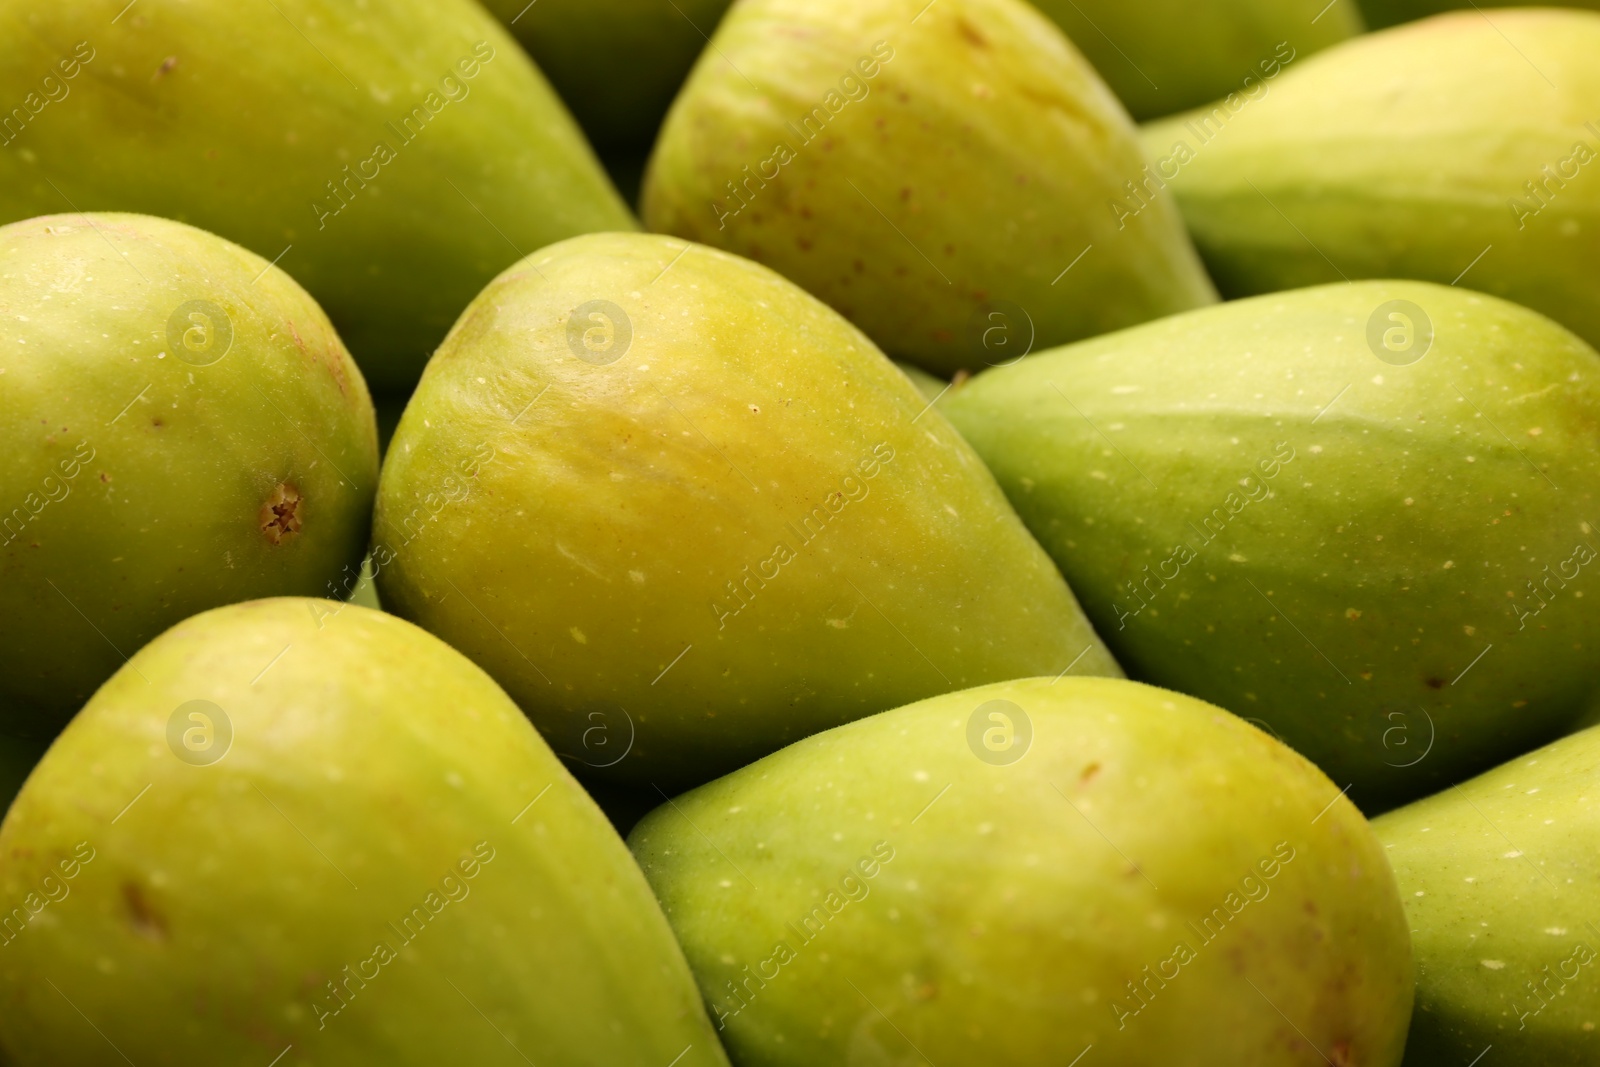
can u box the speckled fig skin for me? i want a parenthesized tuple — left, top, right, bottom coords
(1374, 727, 1600, 1065)
(0, 0, 635, 389)
(478, 0, 734, 153)
(373, 231, 1120, 789)
(1142, 9, 1600, 353)
(0, 214, 377, 733)
(942, 280, 1600, 811)
(630, 676, 1414, 1067)
(1034, 0, 1361, 121)
(642, 0, 1217, 378)
(0, 598, 732, 1067)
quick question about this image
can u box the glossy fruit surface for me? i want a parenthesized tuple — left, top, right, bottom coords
(943, 280, 1600, 809)
(0, 598, 729, 1067)
(631, 676, 1414, 1066)
(375, 231, 1120, 788)
(1143, 10, 1600, 352)
(643, 0, 1217, 377)
(0, 213, 377, 733)
(0, 1, 635, 388)
(1375, 727, 1600, 1065)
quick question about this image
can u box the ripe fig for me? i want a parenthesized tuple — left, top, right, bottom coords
(374, 232, 1119, 788)
(0, 213, 377, 733)
(643, 0, 1217, 377)
(0, 1, 635, 388)
(1375, 726, 1600, 1065)
(0, 598, 729, 1067)
(1144, 9, 1600, 352)
(943, 280, 1600, 808)
(631, 677, 1414, 1066)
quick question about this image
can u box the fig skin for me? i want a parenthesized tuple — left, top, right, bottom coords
(942, 280, 1600, 810)
(374, 231, 1120, 789)
(0, 213, 378, 734)
(1144, 9, 1600, 354)
(631, 676, 1414, 1067)
(0, 598, 731, 1067)
(0, 1, 636, 389)
(642, 0, 1218, 378)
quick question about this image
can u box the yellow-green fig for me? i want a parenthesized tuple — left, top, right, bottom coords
(0, 0, 635, 389)
(630, 676, 1414, 1066)
(1035, 0, 1361, 120)
(643, 0, 1217, 377)
(479, 0, 733, 152)
(1374, 726, 1600, 1064)
(941, 280, 1600, 810)
(373, 231, 1120, 788)
(0, 213, 377, 734)
(0, 598, 730, 1067)
(1143, 9, 1600, 352)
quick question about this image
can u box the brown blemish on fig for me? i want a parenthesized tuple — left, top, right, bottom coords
(1080, 761, 1102, 784)
(150, 56, 178, 82)
(260, 483, 303, 544)
(1425, 677, 1445, 689)
(123, 881, 167, 941)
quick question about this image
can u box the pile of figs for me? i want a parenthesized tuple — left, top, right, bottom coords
(2, 1, 1598, 1064)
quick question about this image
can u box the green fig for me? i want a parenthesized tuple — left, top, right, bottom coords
(642, 0, 1217, 378)
(1034, 0, 1361, 121)
(0, 213, 377, 733)
(630, 676, 1414, 1066)
(1358, 0, 1600, 30)
(1142, 9, 1600, 352)
(0, 598, 730, 1067)
(0, 1, 635, 389)
(479, 0, 733, 153)
(373, 231, 1120, 788)
(941, 280, 1600, 810)
(1374, 726, 1600, 1064)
